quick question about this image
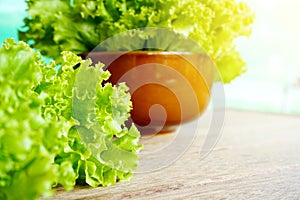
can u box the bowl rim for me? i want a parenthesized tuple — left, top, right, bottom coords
(81, 50, 209, 57)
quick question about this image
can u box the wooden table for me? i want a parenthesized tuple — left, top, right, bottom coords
(49, 109, 300, 199)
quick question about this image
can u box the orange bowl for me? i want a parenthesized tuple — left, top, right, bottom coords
(83, 51, 215, 134)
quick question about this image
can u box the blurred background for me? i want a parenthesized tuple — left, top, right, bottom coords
(1, 0, 299, 115)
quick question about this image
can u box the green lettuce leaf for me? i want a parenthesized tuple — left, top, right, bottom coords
(0, 38, 67, 200)
(0, 39, 142, 199)
(19, 0, 254, 83)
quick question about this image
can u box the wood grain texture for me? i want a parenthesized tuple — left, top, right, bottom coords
(45, 109, 300, 199)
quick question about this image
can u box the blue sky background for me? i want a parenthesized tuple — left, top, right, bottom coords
(0, 0, 26, 43)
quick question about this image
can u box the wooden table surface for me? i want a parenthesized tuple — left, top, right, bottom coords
(48, 109, 300, 199)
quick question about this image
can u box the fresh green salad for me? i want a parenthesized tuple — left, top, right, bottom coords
(19, 0, 254, 83)
(0, 39, 142, 200)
